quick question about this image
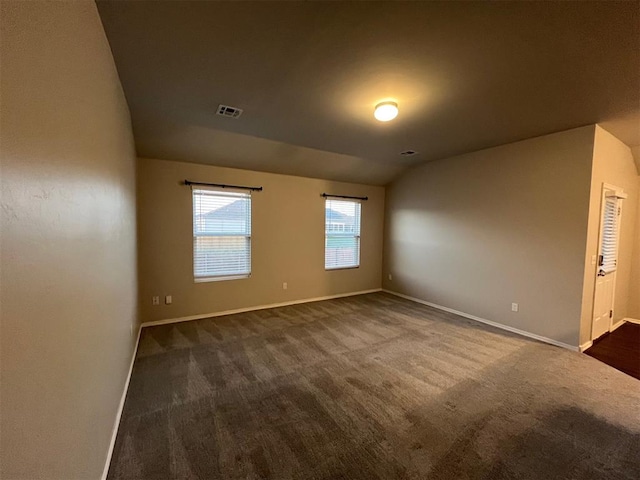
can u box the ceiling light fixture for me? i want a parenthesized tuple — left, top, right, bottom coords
(374, 101, 398, 122)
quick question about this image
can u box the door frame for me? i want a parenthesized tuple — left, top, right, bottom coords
(590, 182, 627, 341)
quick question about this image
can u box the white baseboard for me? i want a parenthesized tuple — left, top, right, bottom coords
(584, 318, 636, 348)
(610, 319, 626, 332)
(103, 288, 381, 476)
(382, 289, 579, 352)
(141, 288, 383, 328)
(579, 340, 593, 352)
(101, 325, 142, 480)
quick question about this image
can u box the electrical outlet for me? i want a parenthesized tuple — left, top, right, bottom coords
(152, 296, 160, 306)
(388, 274, 393, 281)
(165, 295, 172, 305)
(511, 303, 519, 312)
(283, 282, 288, 290)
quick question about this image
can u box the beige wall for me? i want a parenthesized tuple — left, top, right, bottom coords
(138, 158, 384, 323)
(383, 126, 595, 347)
(579, 126, 640, 343)
(629, 177, 640, 319)
(0, 2, 137, 479)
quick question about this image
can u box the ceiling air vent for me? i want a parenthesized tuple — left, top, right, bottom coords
(216, 104, 243, 119)
(400, 150, 417, 156)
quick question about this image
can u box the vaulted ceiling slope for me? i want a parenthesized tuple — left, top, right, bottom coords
(97, 1, 639, 185)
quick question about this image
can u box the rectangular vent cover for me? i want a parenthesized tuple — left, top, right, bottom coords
(216, 104, 243, 118)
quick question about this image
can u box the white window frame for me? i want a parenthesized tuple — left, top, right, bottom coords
(324, 198, 362, 270)
(192, 187, 252, 283)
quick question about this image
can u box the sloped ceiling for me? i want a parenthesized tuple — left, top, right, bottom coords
(97, 1, 639, 185)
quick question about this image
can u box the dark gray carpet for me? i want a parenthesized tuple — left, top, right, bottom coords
(108, 293, 640, 479)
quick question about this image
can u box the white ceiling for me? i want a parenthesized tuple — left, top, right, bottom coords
(97, 1, 640, 185)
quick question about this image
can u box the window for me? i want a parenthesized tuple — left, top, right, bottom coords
(325, 198, 361, 269)
(598, 195, 621, 274)
(192, 188, 251, 281)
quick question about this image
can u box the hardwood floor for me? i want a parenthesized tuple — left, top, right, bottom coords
(585, 322, 640, 381)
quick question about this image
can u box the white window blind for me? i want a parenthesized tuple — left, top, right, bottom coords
(599, 196, 620, 274)
(325, 198, 361, 269)
(192, 188, 251, 281)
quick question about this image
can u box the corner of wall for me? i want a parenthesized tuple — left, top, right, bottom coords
(631, 146, 640, 175)
(383, 126, 595, 348)
(578, 126, 599, 345)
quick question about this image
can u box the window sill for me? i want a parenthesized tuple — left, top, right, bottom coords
(195, 274, 250, 283)
(325, 266, 360, 271)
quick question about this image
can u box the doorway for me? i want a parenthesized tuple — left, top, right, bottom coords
(591, 184, 627, 341)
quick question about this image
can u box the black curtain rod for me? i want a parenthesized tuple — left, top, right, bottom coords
(184, 180, 263, 192)
(322, 193, 368, 201)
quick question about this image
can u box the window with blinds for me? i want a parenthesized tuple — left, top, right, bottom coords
(599, 196, 620, 274)
(325, 198, 361, 270)
(192, 188, 251, 281)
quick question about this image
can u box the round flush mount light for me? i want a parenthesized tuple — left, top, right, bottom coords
(374, 101, 398, 122)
